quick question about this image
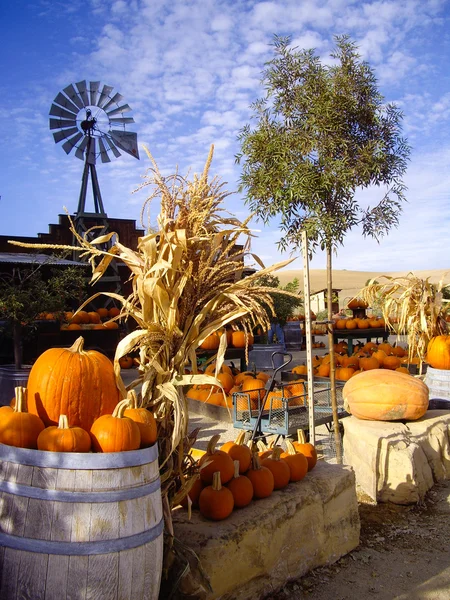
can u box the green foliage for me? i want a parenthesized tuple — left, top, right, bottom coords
(236, 34, 411, 255)
(256, 274, 303, 325)
(0, 263, 87, 325)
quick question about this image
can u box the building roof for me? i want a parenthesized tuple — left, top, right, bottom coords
(0, 253, 89, 266)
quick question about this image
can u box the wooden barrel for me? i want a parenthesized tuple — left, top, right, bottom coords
(0, 443, 163, 600)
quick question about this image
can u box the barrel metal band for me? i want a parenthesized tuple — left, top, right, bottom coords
(0, 477, 161, 503)
(0, 518, 164, 555)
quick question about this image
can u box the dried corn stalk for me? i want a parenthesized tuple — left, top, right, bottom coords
(10, 145, 299, 511)
(359, 272, 449, 367)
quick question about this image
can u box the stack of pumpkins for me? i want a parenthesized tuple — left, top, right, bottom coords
(0, 337, 156, 453)
(199, 330, 254, 351)
(291, 341, 417, 382)
(187, 363, 307, 409)
(182, 430, 316, 521)
(60, 306, 121, 331)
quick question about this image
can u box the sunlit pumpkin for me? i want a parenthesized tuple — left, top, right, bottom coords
(427, 335, 450, 370)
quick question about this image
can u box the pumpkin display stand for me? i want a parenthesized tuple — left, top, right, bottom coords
(343, 409, 450, 504)
(172, 461, 360, 599)
(0, 443, 163, 600)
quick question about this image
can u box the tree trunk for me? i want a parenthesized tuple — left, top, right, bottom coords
(12, 319, 23, 370)
(326, 246, 343, 463)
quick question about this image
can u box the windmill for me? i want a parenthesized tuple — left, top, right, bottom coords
(49, 80, 139, 297)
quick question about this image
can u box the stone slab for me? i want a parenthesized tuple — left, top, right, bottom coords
(172, 462, 360, 600)
(343, 410, 450, 504)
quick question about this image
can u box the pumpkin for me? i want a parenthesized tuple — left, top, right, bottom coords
(108, 306, 121, 318)
(246, 452, 274, 499)
(198, 471, 234, 521)
(382, 355, 401, 370)
(200, 332, 220, 351)
(280, 440, 308, 482)
(96, 307, 109, 319)
(240, 375, 266, 410)
(216, 372, 235, 394)
(343, 369, 429, 421)
(220, 431, 252, 473)
(0, 387, 45, 449)
(103, 321, 119, 329)
(198, 434, 235, 484)
(123, 390, 157, 447)
(427, 335, 450, 370)
(90, 399, 141, 452)
(292, 429, 317, 471)
(88, 311, 101, 324)
(292, 364, 307, 375)
(231, 331, 249, 348)
(37, 414, 92, 453)
(226, 460, 254, 508)
(67, 323, 82, 330)
(119, 355, 134, 369)
(261, 446, 290, 490)
(26, 336, 121, 430)
(75, 310, 90, 324)
(359, 356, 380, 371)
(204, 362, 233, 376)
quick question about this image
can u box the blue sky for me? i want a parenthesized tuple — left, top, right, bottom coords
(1, 0, 450, 272)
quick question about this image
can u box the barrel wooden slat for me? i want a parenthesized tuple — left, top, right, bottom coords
(0, 444, 163, 600)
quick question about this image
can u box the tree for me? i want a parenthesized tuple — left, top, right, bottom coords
(236, 34, 410, 459)
(0, 259, 88, 368)
(256, 274, 303, 326)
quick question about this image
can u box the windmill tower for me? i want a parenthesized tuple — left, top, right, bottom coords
(49, 80, 139, 296)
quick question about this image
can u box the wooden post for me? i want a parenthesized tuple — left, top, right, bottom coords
(301, 230, 315, 445)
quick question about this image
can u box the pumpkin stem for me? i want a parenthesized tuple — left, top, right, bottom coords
(206, 434, 220, 455)
(233, 460, 240, 479)
(271, 446, 283, 461)
(127, 389, 139, 409)
(58, 415, 70, 429)
(68, 336, 85, 354)
(235, 431, 246, 446)
(212, 471, 222, 491)
(112, 399, 132, 418)
(256, 439, 268, 452)
(285, 439, 297, 456)
(13, 386, 27, 413)
(297, 429, 307, 444)
(251, 451, 262, 470)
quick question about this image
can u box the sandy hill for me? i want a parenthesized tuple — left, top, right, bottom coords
(275, 269, 450, 305)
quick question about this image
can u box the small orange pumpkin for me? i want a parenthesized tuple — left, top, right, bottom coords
(198, 435, 235, 485)
(37, 414, 92, 453)
(261, 446, 291, 490)
(226, 460, 254, 508)
(90, 399, 141, 453)
(123, 390, 157, 448)
(0, 387, 45, 449)
(246, 452, 275, 499)
(200, 332, 220, 351)
(198, 471, 234, 521)
(220, 431, 252, 473)
(292, 429, 317, 471)
(280, 440, 308, 482)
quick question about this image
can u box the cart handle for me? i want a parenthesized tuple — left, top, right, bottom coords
(270, 351, 292, 373)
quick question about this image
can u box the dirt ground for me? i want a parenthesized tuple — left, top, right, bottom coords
(272, 479, 450, 600)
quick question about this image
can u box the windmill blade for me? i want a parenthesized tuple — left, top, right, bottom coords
(105, 135, 122, 158)
(62, 131, 84, 155)
(102, 92, 124, 112)
(87, 138, 96, 165)
(75, 136, 89, 160)
(75, 80, 90, 107)
(98, 137, 111, 163)
(109, 117, 135, 125)
(49, 117, 77, 130)
(97, 84, 114, 108)
(53, 92, 80, 115)
(110, 130, 140, 159)
(89, 81, 101, 106)
(63, 83, 85, 110)
(50, 104, 78, 120)
(53, 127, 79, 143)
(106, 104, 132, 117)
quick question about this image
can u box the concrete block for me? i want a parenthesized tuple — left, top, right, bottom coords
(172, 462, 360, 600)
(343, 410, 450, 504)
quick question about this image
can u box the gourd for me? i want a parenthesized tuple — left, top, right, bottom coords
(261, 446, 290, 490)
(427, 335, 450, 370)
(246, 452, 274, 499)
(292, 429, 317, 471)
(220, 431, 252, 473)
(198, 434, 235, 484)
(0, 387, 45, 449)
(90, 399, 141, 452)
(342, 369, 429, 421)
(198, 471, 234, 521)
(26, 336, 120, 430)
(280, 440, 308, 482)
(37, 414, 92, 453)
(123, 390, 157, 447)
(226, 460, 254, 508)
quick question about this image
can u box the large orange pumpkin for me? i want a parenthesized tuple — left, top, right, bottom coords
(426, 335, 450, 370)
(343, 369, 429, 421)
(26, 336, 121, 430)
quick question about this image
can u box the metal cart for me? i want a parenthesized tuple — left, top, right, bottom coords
(232, 353, 348, 442)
